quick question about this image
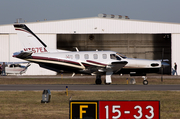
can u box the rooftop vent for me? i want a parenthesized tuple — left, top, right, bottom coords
(98, 14, 129, 19)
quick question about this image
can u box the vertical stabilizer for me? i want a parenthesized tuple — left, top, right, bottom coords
(14, 24, 48, 53)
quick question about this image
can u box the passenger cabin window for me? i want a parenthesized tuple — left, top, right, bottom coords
(110, 54, 121, 60)
(102, 54, 107, 59)
(93, 54, 98, 59)
(75, 54, 80, 59)
(84, 54, 89, 59)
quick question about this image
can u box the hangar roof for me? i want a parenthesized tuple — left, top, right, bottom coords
(0, 17, 180, 34)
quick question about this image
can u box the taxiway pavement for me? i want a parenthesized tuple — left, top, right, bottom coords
(1, 74, 180, 91)
(0, 84, 180, 91)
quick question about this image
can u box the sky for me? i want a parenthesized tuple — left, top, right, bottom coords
(0, 0, 180, 25)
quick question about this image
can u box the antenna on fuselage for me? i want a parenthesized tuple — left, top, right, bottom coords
(74, 47, 79, 52)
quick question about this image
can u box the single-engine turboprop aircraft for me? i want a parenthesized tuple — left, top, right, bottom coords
(0, 62, 30, 75)
(13, 24, 169, 85)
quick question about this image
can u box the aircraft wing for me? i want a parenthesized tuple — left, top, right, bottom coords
(81, 60, 128, 74)
(106, 61, 128, 73)
(81, 60, 128, 84)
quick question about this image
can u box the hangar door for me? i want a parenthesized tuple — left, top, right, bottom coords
(0, 34, 9, 61)
(57, 34, 171, 74)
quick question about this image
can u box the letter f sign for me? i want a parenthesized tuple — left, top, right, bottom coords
(80, 105, 88, 119)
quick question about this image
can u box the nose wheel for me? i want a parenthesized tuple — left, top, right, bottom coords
(143, 80, 148, 85)
(142, 76, 148, 85)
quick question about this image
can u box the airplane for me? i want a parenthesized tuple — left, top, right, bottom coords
(13, 24, 169, 85)
(0, 62, 31, 75)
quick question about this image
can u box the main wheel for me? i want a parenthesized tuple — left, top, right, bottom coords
(95, 79, 102, 85)
(143, 80, 148, 85)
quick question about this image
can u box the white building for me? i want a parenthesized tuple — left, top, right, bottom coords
(0, 16, 180, 75)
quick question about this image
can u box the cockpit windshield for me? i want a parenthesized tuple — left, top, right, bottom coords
(110, 54, 121, 60)
(116, 52, 127, 59)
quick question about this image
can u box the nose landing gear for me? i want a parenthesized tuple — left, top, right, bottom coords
(142, 76, 148, 85)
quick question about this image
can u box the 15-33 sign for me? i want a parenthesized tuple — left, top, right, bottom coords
(70, 100, 160, 119)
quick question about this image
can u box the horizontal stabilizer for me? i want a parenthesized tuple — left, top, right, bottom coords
(13, 51, 33, 59)
(0, 61, 30, 65)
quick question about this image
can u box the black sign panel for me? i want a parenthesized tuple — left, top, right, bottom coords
(70, 101, 98, 119)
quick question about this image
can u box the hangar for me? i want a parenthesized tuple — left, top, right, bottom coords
(0, 14, 180, 75)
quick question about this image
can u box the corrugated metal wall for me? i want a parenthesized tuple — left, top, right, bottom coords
(1, 18, 180, 34)
(9, 34, 22, 62)
(0, 34, 9, 61)
(26, 18, 180, 34)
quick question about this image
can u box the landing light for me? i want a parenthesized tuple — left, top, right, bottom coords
(151, 63, 159, 67)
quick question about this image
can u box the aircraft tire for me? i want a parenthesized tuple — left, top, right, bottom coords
(95, 79, 102, 85)
(104, 80, 111, 85)
(143, 80, 148, 85)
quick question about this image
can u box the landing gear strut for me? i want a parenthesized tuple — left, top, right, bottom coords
(142, 76, 148, 85)
(95, 75, 102, 85)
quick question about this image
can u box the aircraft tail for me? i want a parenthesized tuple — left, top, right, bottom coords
(14, 24, 48, 53)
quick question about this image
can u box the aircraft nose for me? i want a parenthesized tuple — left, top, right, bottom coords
(161, 61, 169, 67)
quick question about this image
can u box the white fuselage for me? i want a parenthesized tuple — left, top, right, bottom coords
(25, 50, 161, 72)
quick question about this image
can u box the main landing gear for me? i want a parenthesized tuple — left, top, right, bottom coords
(142, 76, 148, 85)
(95, 75, 102, 85)
(95, 73, 113, 85)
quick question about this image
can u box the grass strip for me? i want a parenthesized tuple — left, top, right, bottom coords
(0, 91, 179, 119)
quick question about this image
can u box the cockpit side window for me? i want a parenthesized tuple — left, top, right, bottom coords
(14, 64, 21, 67)
(110, 54, 121, 60)
(10, 64, 13, 68)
